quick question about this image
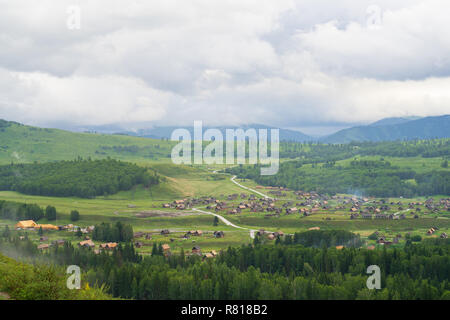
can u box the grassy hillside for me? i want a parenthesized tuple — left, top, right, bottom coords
(0, 119, 175, 165)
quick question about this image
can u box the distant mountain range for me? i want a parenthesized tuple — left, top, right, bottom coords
(109, 115, 449, 143)
(3, 114, 449, 145)
(119, 124, 313, 142)
(320, 115, 450, 143)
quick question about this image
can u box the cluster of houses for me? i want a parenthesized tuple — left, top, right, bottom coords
(255, 229, 285, 240)
(426, 226, 448, 238)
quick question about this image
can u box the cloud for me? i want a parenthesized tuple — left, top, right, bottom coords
(0, 0, 449, 132)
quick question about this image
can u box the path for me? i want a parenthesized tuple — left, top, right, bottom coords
(192, 176, 278, 239)
(192, 208, 266, 239)
(230, 176, 273, 199)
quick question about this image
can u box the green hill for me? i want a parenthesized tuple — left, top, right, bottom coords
(0, 119, 175, 165)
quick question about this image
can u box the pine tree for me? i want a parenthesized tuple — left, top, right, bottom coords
(151, 242, 158, 256)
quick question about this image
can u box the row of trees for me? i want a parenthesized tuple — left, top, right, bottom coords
(0, 200, 59, 221)
(0, 158, 159, 198)
(92, 222, 134, 242)
(1, 229, 449, 300)
(279, 139, 450, 160)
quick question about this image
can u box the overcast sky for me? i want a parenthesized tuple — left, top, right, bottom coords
(0, 0, 449, 135)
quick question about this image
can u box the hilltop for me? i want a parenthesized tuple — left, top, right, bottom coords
(321, 115, 450, 144)
(0, 119, 174, 165)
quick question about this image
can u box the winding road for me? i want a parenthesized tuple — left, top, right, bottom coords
(192, 175, 276, 239)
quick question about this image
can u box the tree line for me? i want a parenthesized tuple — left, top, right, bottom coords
(0, 200, 59, 221)
(1, 230, 448, 300)
(227, 160, 449, 197)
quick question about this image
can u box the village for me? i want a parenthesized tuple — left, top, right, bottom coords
(10, 185, 449, 256)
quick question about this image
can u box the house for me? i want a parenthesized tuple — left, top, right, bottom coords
(192, 246, 202, 255)
(36, 224, 59, 231)
(78, 240, 95, 248)
(100, 242, 118, 250)
(308, 227, 320, 231)
(213, 231, 225, 238)
(367, 245, 375, 250)
(52, 239, 65, 246)
(37, 244, 50, 250)
(335, 245, 344, 250)
(187, 230, 203, 236)
(440, 233, 448, 239)
(161, 229, 170, 235)
(203, 253, 214, 259)
(15, 220, 37, 229)
(267, 234, 275, 240)
(273, 231, 284, 237)
(162, 244, 170, 251)
(286, 207, 298, 214)
(134, 241, 144, 248)
(134, 232, 146, 238)
(40, 236, 48, 242)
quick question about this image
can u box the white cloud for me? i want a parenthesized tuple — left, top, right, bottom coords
(0, 0, 449, 132)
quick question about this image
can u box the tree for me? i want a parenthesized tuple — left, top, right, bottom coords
(442, 160, 448, 168)
(75, 227, 82, 238)
(38, 226, 43, 236)
(213, 216, 219, 226)
(2, 225, 10, 238)
(70, 210, 80, 222)
(45, 205, 57, 221)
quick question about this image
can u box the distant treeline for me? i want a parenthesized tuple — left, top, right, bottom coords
(0, 200, 59, 222)
(228, 159, 449, 197)
(279, 139, 450, 160)
(0, 158, 159, 198)
(92, 222, 134, 242)
(1, 230, 449, 300)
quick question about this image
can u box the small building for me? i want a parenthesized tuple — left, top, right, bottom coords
(100, 242, 118, 250)
(37, 244, 50, 250)
(15, 220, 37, 229)
(36, 224, 59, 231)
(192, 246, 202, 255)
(134, 241, 144, 248)
(213, 231, 225, 238)
(78, 240, 95, 248)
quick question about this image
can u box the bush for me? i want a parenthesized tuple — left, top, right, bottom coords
(70, 210, 80, 222)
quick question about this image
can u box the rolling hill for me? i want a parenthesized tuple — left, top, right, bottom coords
(320, 115, 450, 144)
(0, 119, 175, 165)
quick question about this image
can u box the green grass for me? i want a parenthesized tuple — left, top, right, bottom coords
(0, 121, 175, 165)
